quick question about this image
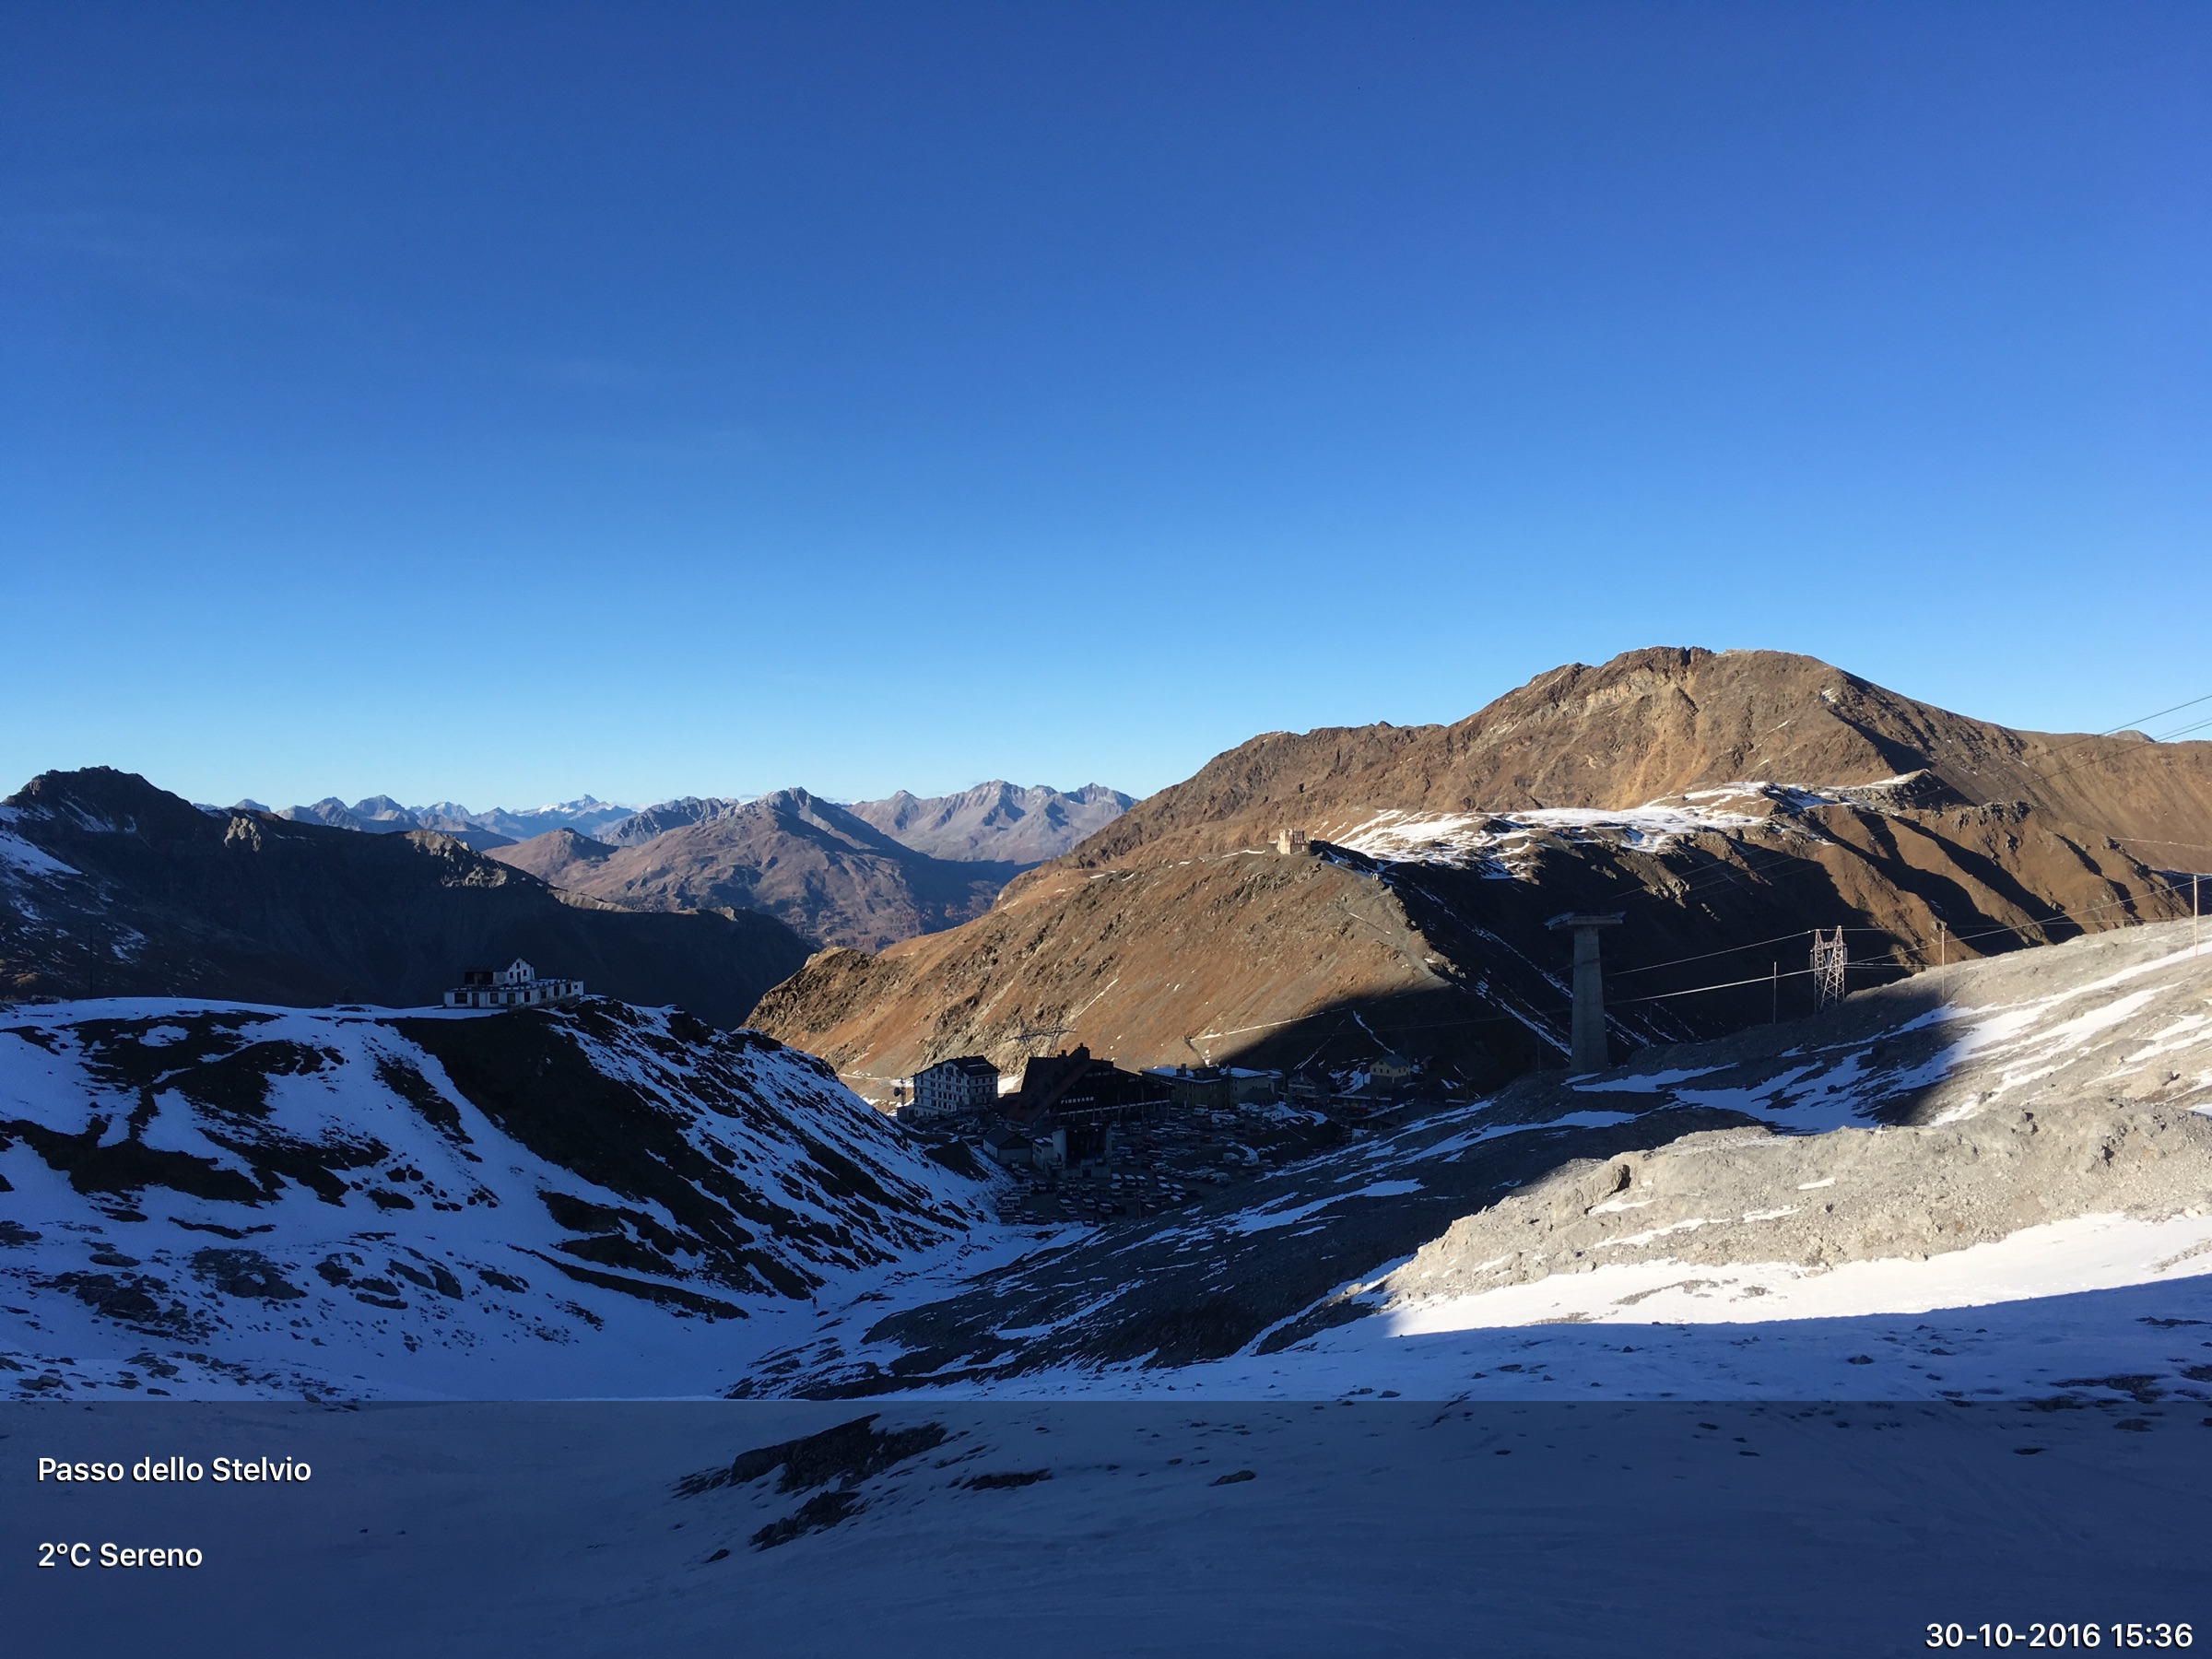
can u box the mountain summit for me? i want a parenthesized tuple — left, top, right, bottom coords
(1071, 645, 2212, 866)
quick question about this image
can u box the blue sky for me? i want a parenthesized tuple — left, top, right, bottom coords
(5, 2, 2207, 809)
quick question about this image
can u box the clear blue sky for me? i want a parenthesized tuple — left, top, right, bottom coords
(5, 2, 2206, 809)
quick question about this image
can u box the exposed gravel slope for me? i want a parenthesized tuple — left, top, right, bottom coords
(1371, 921, 2212, 1309)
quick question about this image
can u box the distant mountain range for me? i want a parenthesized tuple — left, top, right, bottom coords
(251, 795, 635, 851)
(844, 781, 1133, 864)
(489, 789, 1026, 953)
(241, 782, 1136, 951)
(253, 782, 1131, 860)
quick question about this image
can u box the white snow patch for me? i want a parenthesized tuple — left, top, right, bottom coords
(1230, 1179, 1425, 1235)
(1387, 1212, 2212, 1333)
(0, 823, 78, 879)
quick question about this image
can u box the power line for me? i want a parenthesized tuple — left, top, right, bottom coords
(1609, 964, 1818, 1005)
(2016, 702, 2212, 790)
(1606, 925, 1831, 977)
(2124, 690, 2212, 730)
(1941, 875, 2199, 949)
(2022, 689, 2212, 765)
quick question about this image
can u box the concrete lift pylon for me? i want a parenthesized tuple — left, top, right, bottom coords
(1546, 911, 1625, 1075)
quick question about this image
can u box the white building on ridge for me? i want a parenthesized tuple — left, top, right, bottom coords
(443, 959, 583, 1009)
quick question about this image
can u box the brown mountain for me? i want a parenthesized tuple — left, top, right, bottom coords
(489, 788, 1019, 952)
(0, 768, 808, 1027)
(1073, 647, 2212, 865)
(751, 648, 2212, 1091)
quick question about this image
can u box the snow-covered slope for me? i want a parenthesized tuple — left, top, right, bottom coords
(750, 919, 2212, 1402)
(0, 998, 993, 1399)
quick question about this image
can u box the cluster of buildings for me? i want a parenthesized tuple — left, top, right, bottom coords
(906, 1045, 1170, 1171)
(900, 1043, 1426, 1171)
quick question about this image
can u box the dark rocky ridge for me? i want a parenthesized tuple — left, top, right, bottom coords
(0, 768, 808, 1026)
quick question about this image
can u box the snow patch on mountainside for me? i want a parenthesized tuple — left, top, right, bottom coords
(0, 816, 79, 881)
(1335, 779, 1945, 873)
(1339, 799, 1765, 872)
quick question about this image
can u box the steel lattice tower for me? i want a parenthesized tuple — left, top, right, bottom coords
(1811, 927, 1848, 1009)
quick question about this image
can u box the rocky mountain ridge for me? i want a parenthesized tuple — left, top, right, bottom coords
(1071, 646, 2212, 867)
(753, 648, 2212, 1088)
